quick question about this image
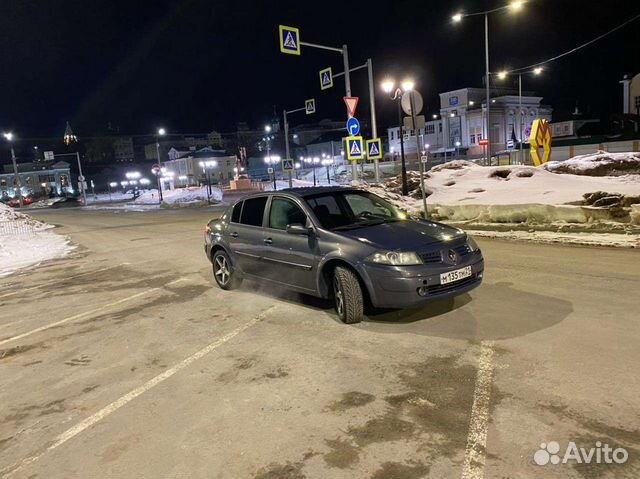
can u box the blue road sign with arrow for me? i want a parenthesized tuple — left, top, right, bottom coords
(346, 117, 360, 136)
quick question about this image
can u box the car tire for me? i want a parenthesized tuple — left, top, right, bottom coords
(212, 250, 242, 290)
(333, 266, 364, 324)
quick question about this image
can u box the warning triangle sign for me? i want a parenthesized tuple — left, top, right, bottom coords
(322, 72, 330, 84)
(284, 32, 297, 49)
(350, 140, 361, 155)
(369, 142, 380, 156)
(344, 97, 359, 117)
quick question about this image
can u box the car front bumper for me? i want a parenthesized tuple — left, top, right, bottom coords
(357, 254, 484, 309)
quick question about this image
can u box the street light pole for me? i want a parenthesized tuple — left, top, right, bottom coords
(408, 91, 427, 217)
(283, 105, 307, 188)
(367, 59, 380, 183)
(485, 11, 491, 166)
(10, 145, 23, 208)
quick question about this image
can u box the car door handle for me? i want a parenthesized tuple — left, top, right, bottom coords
(264, 238, 273, 245)
(230, 232, 239, 238)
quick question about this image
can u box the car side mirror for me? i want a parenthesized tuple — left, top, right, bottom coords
(286, 223, 310, 235)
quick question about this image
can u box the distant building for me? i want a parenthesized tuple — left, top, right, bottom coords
(162, 147, 237, 186)
(387, 87, 552, 160)
(620, 73, 640, 116)
(1, 161, 72, 197)
(550, 119, 600, 139)
(113, 137, 135, 163)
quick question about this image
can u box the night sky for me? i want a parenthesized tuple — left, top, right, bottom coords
(1, 0, 638, 141)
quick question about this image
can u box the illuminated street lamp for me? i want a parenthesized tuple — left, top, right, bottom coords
(451, 1, 525, 164)
(381, 78, 416, 195)
(155, 127, 167, 202)
(264, 155, 280, 190)
(3, 132, 22, 207)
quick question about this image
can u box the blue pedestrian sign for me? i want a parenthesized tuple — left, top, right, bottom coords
(319, 67, 333, 90)
(346, 117, 360, 136)
(366, 138, 383, 160)
(279, 25, 301, 55)
(305, 98, 316, 115)
(346, 136, 364, 161)
(282, 158, 295, 172)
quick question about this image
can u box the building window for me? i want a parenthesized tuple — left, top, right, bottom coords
(426, 124, 435, 135)
(470, 134, 476, 144)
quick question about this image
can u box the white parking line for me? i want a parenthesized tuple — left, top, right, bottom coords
(0, 278, 187, 347)
(0, 263, 130, 299)
(1, 308, 271, 478)
(461, 341, 496, 479)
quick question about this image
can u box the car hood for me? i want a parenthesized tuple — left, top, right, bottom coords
(337, 219, 465, 250)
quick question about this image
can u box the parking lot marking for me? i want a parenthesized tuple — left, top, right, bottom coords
(1, 308, 271, 478)
(0, 277, 187, 347)
(0, 263, 130, 299)
(461, 341, 496, 479)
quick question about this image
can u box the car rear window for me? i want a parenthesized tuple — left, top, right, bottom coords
(240, 197, 267, 227)
(231, 202, 242, 223)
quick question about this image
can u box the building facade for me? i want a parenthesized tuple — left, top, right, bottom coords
(162, 147, 238, 186)
(1, 161, 72, 198)
(387, 87, 553, 161)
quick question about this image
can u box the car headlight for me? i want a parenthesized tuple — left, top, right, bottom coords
(367, 251, 422, 266)
(466, 235, 480, 252)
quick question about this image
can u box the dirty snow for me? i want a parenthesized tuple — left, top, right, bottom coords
(470, 229, 640, 248)
(0, 204, 73, 277)
(543, 151, 640, 176)
(134, 186, 222, 205)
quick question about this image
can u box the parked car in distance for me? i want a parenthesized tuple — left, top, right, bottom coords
(204, 187, 484, 323)
(7, 195, 33, 207)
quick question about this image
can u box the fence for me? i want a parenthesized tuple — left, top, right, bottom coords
(0, 218, 38, 237)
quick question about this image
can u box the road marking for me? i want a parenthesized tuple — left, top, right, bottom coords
(0, 263, 130, 299)
(1, 309, 271, 478)
(461, 341, 496, 479)
(0, 278, 187, 347)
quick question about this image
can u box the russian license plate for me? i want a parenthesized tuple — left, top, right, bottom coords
(440, 266, 472, 285)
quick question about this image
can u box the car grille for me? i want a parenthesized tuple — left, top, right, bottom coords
(453, 243, 472, 257)
(427, 274, 479, 295)
(419, 251, 442, 263)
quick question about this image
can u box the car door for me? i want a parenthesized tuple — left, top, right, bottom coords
(225, 196, 268, 276)
(262, 196, 318, 293)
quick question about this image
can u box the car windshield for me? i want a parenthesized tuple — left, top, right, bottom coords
(305, 190, 404, 231)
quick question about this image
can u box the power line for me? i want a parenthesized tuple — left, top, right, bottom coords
(508, 12, 640, 74)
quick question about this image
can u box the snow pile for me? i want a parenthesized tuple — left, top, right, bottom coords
(0, 203, 73, 277)
(543, 151, 640, 176)
(134, 186, 222, 206)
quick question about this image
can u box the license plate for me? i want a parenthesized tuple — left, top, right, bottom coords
(440, 266, 472, 285)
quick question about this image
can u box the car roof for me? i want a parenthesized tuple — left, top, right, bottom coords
(237, 186, 359, 201)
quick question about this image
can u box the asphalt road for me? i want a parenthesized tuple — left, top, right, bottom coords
(1, 207, 639, 479)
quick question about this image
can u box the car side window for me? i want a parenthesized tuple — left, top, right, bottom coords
(231, 202, 242, 223)
(240, 196, 268, 227)
(269, 197, 307, 230)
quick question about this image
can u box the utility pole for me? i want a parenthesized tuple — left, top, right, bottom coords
(367, 59, 380, 182)
(409, 92, 427, 217)
(76, 152, 87, 205)
(485, 12, 491, 166)
(10, 145, 23, 208)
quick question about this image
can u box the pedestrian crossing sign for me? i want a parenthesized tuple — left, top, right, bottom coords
(282, 158, 295, 172)
(305, 98, 316, 115)
(346, 136, 364, 161)
(279, 25, 301, 55)
(319, 67, 333, 90)
(366, 138, 383, 160)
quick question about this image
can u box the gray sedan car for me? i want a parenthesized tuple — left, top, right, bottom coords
(204, 187, 484, 323)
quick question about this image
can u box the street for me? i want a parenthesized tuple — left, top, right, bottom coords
(1, 208, 639, 479)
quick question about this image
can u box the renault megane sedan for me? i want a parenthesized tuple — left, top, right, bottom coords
(204, 187, 484, 323)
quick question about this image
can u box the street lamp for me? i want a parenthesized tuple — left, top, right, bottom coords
(3, 132, 23, 207)
(264, 155, 280, 190)
(155, 127, 166, 202)
(451, 1, 525, 164)
(497, 66, 544, 164)
(381, 78, 415, 196)
(321, 158, 333, 184)
(199, 160, 217, 202)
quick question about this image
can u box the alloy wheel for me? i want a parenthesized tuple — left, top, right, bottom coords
(214, 255, 230, 286)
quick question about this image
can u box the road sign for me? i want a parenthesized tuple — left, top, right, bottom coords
(507, 139, 515, 150)
(282, 158, 295, 172)
(319, 67, 333, 90)
(479, 138, 489, 147)
(305, 98, 316, 115)
(267, 167, 274, 174)
(279, 25, 300, 55)
(152, 163, 161, 173)
(421, 155, 428, 164)
(345, 136, 364, 161)
(401, 90, 423, 115)
(366, 138, 383, 160)
(343, 97, 359, 117)
(346, 117, 360, 136)
(44, 151, 54, 161)
(403, 115, 426, 131)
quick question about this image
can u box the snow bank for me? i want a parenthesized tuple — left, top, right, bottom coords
(134, 186, 222, 205)
(0, 204, 73, 277)
(543, 151, 640, 176)
(471, 229, 639, 249)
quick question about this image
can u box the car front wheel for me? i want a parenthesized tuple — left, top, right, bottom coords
(212, 250, 242, 290)
(333, 266, 363, 324)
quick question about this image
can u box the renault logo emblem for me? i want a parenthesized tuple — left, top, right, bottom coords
(448, 249, 458, 264)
